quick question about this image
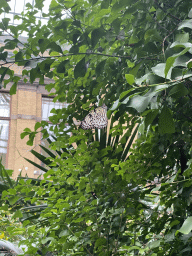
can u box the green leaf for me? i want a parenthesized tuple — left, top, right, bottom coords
(95, 238, 106, 248)
(48, 42, 63, 54)
(125, 74, 135, 85)
(189, 9, 192, 18)
(0, 0, 11, 12)
(129, 61, 143, 76)
(152, 63, 172, 79)
(34, 122, 42, 131)
(49, 0, 59, 9)
(178, 217, 192, 234)
(9, 196, 20, 205)
(91, 28, 105, 48)
(15, 51, 23, 62)
(30, 149, 52, 165)
(0, 52, 7, 61)
(110, 99, 120, 111)
(126, 95, 151, 113)
(168, 84, 188, 98)
(148, 240, 161, 249)
(158, 106, 175, 134)
(74, 57, 86, 79)
(27, 139, 34, 146)
(24, 157, 48, 172)
(178, 19, 192, 30)
(20, 132, 29, 139)
(119, 88, 134, 100)
(30, 67, 42, 83)
(69, 45, 79, 54)
(175, 33, 189, 43)
(165, 48, 190, 78)
(38, 38, 49, 53)
(24, 59, 39, 68)
(1, 18, 10, 29)
(187, 60, 192, 69)
(23, 128, 31, 132)
(59, 230, 70, 237)
(57, 60, 69, 73)
(4, 39, 18, 50)
(101, 0, 109, 9)
(96, 60, 106, 76)
(1, 166, 13, 188)
(0, 67, 9, 83)
(164, 57, 175, 79)
(39, 145, 56, 158)
(10, 83, 17, 95)
(13, 210, 23, 219)
(41, 237, 55, 244)
(112, 18, 121, 34)
(111, 0, 128, 13)
(144, 29, 162, 42)
(170, 42, 192, 50)
(145, 109, 159, 128)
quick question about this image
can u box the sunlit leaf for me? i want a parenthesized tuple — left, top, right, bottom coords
(178, 217, 192, 234)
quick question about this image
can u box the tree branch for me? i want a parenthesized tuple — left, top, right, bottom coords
(0, 52, 160, 68)
(154, 0, 181, 23)
(162, 26, 178, 55)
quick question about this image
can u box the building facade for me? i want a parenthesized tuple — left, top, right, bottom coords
(0, 79, 60, 179)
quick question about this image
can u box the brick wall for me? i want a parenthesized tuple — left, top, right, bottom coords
(1, 69, 55, 179)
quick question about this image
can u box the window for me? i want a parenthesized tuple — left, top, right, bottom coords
(42, 97, 68, 121)
(0, 0, 50, 27)
(0, 93, 10, 166)
(36, 97, 69, 173)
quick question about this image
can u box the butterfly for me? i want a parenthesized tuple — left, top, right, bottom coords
(80, 104, 108, 130)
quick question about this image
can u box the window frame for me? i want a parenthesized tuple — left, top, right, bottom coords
(0, 90, 11, 167)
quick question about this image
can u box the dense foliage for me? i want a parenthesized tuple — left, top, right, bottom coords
(1, 0, 192, 255)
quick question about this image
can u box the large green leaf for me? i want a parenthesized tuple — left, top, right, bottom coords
(168, 84, 188, 98)
(152, 63, 172, 79)
(165, 48, 190, 78)
(158, 106, 175, 134)
(91, 28, 105, 48)
(178, 19, 192, 30)
(24, 158, 48, 173)
(178, 217, 192, 234)
(144, 109, 159, 129)
(125, 74, 135, 85)
(126, 95, 151, 113)
(74, 57, 86, 79)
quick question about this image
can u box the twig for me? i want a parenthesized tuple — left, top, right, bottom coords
(0, 52, 160, 68)
(154, 0, 181, 23)
(149, 13, 169, 32)
(162, 26, 178, 55)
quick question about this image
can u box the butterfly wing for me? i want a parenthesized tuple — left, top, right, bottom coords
(80, 110, 96, 130)
(80, 104, 108, 130)
(92, 106, 108, 129)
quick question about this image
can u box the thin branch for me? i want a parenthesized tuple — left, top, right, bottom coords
(149, 13, 169, 32)
(0, 52, 160, 68)
(162, 26, 178, 55)
(154, 0, 181, 23)
(1, 20, 43, 59)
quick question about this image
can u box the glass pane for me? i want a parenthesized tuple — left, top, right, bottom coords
(0, 120, 9, 167)
(15, 0, 25, 14)
(42, 0, 51, 14)
(0, 93, 10, 117)
(42, 97, 68, 121)
(41, 98, 70, 167)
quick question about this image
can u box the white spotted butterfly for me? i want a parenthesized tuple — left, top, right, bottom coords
(80, 104, 108, 130)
